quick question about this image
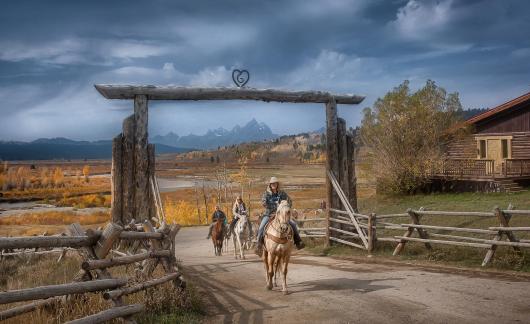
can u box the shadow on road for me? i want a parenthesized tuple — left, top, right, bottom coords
(288, 277, 401, 294)
(186, 263, 287, 324)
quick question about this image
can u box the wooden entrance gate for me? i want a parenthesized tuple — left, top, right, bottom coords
(95, 85, 365, 247)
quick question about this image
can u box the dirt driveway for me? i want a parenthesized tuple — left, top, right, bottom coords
(175, 226, 530, 324)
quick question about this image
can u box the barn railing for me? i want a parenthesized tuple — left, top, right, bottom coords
(435, 159, 495, 177)
(502, 159, 530, 176)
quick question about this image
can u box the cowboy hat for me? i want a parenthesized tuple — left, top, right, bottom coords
(269, 176, 279, 184)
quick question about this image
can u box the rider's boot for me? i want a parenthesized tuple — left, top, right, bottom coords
(294, 233, 305, 250)
(254, 236, 264, 256)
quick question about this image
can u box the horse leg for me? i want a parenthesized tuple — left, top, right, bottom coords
(281, 255, 290, 295)
(266, 252, 275, 290)
(273, 258, 281, 288)
(237, 234, 244, 260)
(233, 233, 238, 259)
(263, 250, 269, 287)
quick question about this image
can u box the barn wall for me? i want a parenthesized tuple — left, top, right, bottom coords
(511, 133, 530, 159)
(445, 135, 476, 159)
(476, 102, 530, 133)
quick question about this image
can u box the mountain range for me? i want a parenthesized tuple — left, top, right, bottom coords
(0, 119, 278, 160)
(150, 118, 278, 149)
(0, 138, 190, 161)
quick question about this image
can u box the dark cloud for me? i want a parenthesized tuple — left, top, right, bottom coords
(0, 0, 529, 140)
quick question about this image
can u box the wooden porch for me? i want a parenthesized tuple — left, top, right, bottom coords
(432, 158, 530, 180)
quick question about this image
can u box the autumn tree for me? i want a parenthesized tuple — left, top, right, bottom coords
(82, 165, 90, 183)
(360, 80, 465, 194)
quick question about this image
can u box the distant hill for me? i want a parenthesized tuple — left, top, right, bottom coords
(0, 138, 191, 161)
(151, 119, 278, 150)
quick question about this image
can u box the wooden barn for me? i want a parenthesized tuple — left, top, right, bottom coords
(434, 92, 530, 192)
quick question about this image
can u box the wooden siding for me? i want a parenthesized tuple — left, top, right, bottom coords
(476, 102, 530, 133)
(512, 133, 530, 159)
(445, 136, 476, 159)
(445, 132, 530, 160)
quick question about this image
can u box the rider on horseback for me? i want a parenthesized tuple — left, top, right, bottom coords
(255, 177, 305, 256)
(227, 195, 253, 239)
(206, 205, 227, 239)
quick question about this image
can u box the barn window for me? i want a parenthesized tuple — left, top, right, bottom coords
(501, 139, 509, 159)
(479, 140, 486, 158)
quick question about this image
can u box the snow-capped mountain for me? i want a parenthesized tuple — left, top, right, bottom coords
(150, 119, 278, 149)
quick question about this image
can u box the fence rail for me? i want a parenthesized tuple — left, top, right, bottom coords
(0, 220, 184, 323)
(325, 204, 530, 267)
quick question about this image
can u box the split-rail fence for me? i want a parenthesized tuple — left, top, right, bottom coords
(0, 220, 183, 323)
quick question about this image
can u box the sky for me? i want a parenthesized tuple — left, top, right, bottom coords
(1, 0, 529, 141)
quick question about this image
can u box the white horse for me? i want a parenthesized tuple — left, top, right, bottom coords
(232, 213, 251, 259)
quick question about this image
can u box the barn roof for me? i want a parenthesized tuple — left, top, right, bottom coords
(466, 91, 530, 125)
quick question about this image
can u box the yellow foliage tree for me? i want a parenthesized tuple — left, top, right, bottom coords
(82, 165, 90, 183)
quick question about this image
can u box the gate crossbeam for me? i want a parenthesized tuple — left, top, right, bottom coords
(95, 85, 364, 104)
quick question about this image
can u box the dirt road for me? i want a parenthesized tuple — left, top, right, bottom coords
(176, 226, 530, 324)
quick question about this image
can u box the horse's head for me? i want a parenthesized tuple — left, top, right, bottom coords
(276, 200, 291, 233)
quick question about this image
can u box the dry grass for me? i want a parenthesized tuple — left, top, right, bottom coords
(0, 211, 110, 236)
(0, 211, 110, 226)
(0, 255, 203, 323)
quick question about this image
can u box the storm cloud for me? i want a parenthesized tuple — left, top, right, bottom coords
(1, 0, 529, 141)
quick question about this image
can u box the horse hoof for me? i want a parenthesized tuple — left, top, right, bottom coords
(283, 290, 288, 295)
(266, 285, 272, 291)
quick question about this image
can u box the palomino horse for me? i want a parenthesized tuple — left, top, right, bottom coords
(232, 214, 251, 259)
(263, 200, 293, 294)
(211, 218, 225, 256)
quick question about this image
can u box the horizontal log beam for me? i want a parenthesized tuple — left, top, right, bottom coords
(94, 85, 365, 104)
(414, 210, 494, 217)
(329, 217, 355, 226)
(66, 304, 144, 324)
(329, 236, 366, 250)
(376, 213, 409, 219)
(376, 237, 402, 243)
(489, 227, 530, 231)
(0, 297, 59, 320)
(0, 278, 127, 305)
(501, 210, 530, 215)
(104, 272, 181, 300)
(400, 224, 497, 234)
(82, 250, 171, 271)
(328, 227, 360, 238)
(0, 236, 97, 250)
(329, 208, 369, 219)
(398, 235, 530, 248)
(119, 231, 163, 240)
(394, 236, 490, 249)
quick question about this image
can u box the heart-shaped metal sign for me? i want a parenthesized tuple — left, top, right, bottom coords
(232, 69, 250, 88)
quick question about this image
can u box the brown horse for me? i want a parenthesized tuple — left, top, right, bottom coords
(263, 200, 293, 294)
(211, 218, 225, 256)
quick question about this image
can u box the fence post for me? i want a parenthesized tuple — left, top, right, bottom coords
(367, 213, 376, 254)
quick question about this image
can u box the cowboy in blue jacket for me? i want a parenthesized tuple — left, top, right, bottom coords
(255, 177, 305, 255)
(206, 205, 227, 239)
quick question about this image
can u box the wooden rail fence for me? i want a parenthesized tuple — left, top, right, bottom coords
(324, 203, 530, 267)
(0, 220, 184, 323)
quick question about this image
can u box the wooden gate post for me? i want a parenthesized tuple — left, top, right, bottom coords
(346, 131, 357, 212)
(122, 115, 136, 224)
(134, 95, 149, 222)
(111, 135, 123, 224)
(325, 99, 340, 246)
